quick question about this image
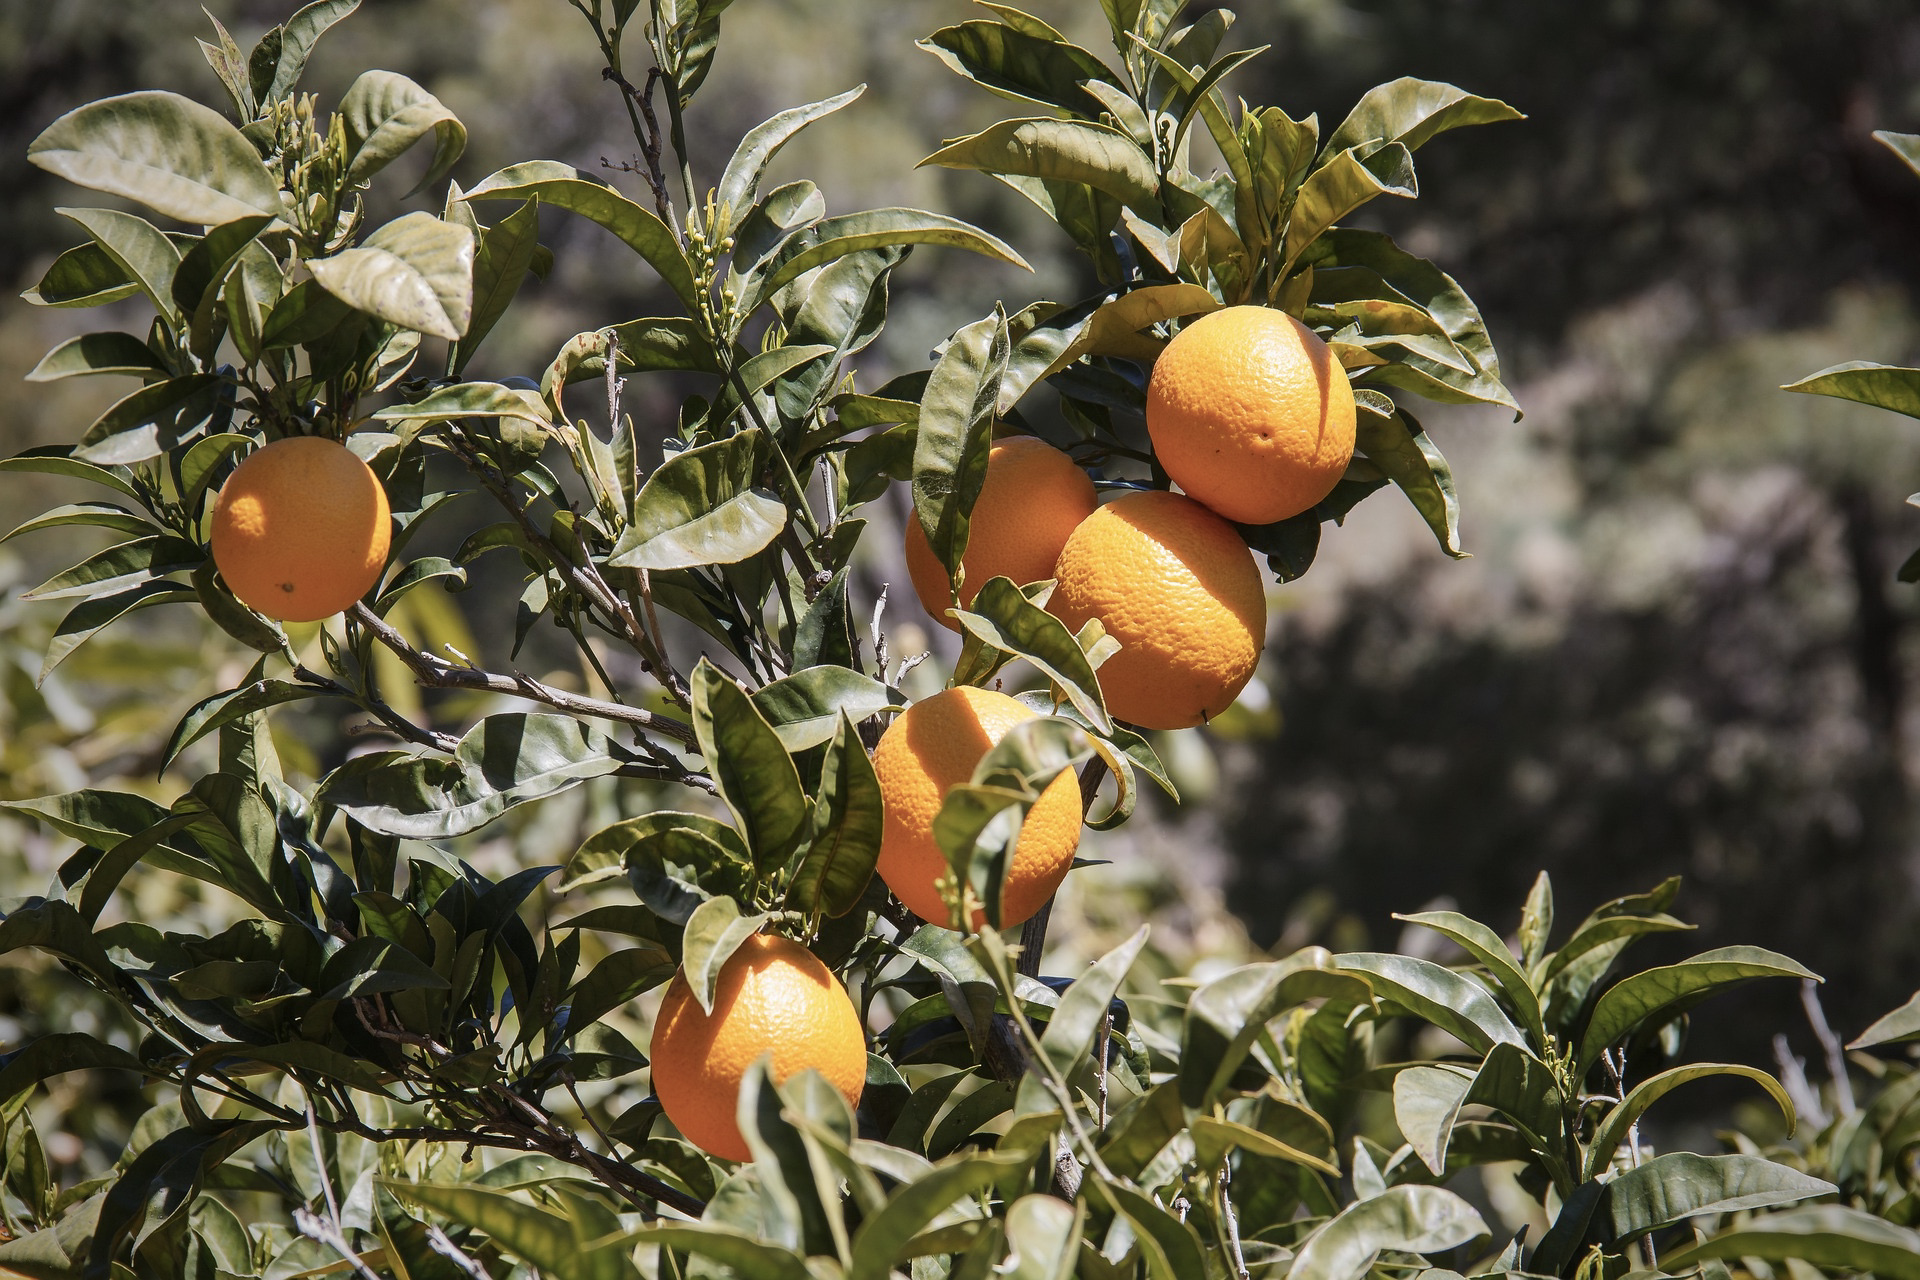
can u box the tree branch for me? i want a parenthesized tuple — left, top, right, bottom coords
(347, 603, 699, 751)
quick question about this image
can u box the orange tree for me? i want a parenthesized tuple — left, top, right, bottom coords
(5, 1, 1918, 1277)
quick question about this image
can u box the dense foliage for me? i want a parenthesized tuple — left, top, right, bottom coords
(1, 1, 1917, 1278)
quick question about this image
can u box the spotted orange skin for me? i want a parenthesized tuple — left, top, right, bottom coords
(873, 686, 1082, 929)
(1147, 306, 1356, 525)
(905, 436, 1097, 630)
(209, 436, 391, 622)
(649, 934, 867, 1162)
(1049, 491, 1266, 730)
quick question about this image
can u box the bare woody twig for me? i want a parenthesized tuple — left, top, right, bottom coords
(346, 604, 699, 750)
(601, 66, 673, 223)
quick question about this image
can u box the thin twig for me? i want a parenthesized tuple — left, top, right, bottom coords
(348, 604, 699, 749)
(1801, 978, 1856, 1117)
(293, 1208, 384, 1280)
(426, 1225, 495, 1279)
(601, 66, 673, 223)
(1220, 1160, 1251, 1280)
(295, 665, 459, 753)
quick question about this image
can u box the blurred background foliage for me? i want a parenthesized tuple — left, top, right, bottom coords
(6, 0, 1920, 1188)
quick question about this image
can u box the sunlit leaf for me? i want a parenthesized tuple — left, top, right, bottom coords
(309, 211, 475, 340)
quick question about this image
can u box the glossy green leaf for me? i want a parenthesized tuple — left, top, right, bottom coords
(1586, 1064, 1794, 1178)
(542, 318, 720, 411)
(1876, 128, 1920, 178)
(1392, 1066, 1472, 1177)
(1321, 78, 1523, 161)
(1850, 989, 1920, 1048)
(1, 502, 153, 546)
(1288, 1185, 1487, 1280)
(1461, 1042, 1564, 1164)
(1089, 1180, 1208, 1280)
(717, 86, 865, 235)
(691, 658, 808, 873)
(919, 21, 1118, 116)
(318, 713, 627, 838)
(1782, 361, 1920, 421)
(1038, 924, 1145, 1079)
(913, 309, 1009, 583)
(26, 332, 166, 382)
(259, 278, 355, 348)
(451, 195, 542, 375)
(1337, 951, 1526, 1054)
(1026, 283, 1219, 390)
(0, 447, 141, 501)
(22, 240, 144, 308)
(339, 69, 467, 195)
(260, 0, 359, 101)
(845, 1152, 1025, 1280)
(381, 1180, 638, 1280)
(28, 90, 283, 224)
(1605, 1153, 1833, 1243)
(1661, 1205, 1920, 1280)
(759, 207, 1029, 298)
(1002, 1194, 1082, 1280)
(787, 713, 885, 920)
(1575, 946, 1820, 1075)
(1307, 230, 1505, 380)
(951, 576, 1110, 732)
(0, 1034, 151, 1103)
(57, 207, 181, 324)
(309, 211, 475, 340)
(163, 678, 318, 769)
(373, 380, 550, 425)
(1538, 912, 1693, 985)
(462, 162, 700, 313)
(1283, 142, 1416, 270)
(1180, 947, 1372, 1108)
(1391, 909, 1538, 1043)
(752, 667, 903, 753)
(74, 373, 222, 465)
(681, 896, 770, 1015)
(608, 429, 787, 571)
(922, 118, 1159, 213)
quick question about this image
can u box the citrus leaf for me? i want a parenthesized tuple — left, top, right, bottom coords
(1025, 283, 1219, 391)
(28, 90, 283, 225)
(308, 211, 475, 340)
(681, 896, 769, 1015)
(462, 162, 699, 313)
(339, 69, 467, 195)
(163, 678, 318, 770)
(1661, 1205, 1920, 1280)
(913, 308, 1009, 583)
(24, 534, 201, 601)
(918, 21, 1118, 116)
(1, 502, 154, 545)
(690, 658, 808, 874)
(1392, 1065, 1473, 1177)
(752, 667, 904, 753)
(1288, 1185, 1487, 1280)
(26, 332, 166, 382)
(758, 208, 1029, 298)
(951, 575, 1110, 732)
(74, 373, 223, 465)
(1283, 142, 1417, 270)
(716, 86, 865, 235)
(22, 240, 144, 308)
(1002, 1194, 1082, 1280)
(1782, 361, 1920, 421)
(1850, 989, 1920, 1049)
(1391, 909, 1537, 1043)
(1038, 924, 1145, 1079)
(1605, 1153, 1834, 1243)
(788, 713, 885, 920)
(380, 1180, 638, 1280)
(1321, 78, 1523, 161)
(261, 0, 360, 102)
(56, 207, 181, 325)
(922, 117, 1159, 213)
(317, 713, 628, 838)
(1180, 948, 1372, 1107)
(845, 1152, 1027, 1280)
(42, 581, 194, 679)
(1088, 1180, 1208, 1280)
(451, 195, 542, 375)
(1586, 1064, 1794, 1179)
(1575, 946, 1820, 1076)
(1336, 951, 1527, 1054)
(608, 429, 787, 571)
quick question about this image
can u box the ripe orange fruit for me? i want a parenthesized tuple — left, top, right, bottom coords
(873, 686, 1082, 929)
(1050, 491, 1265, 730)
(210, 436, 391, 622)
(649, 933, 867, 1162)
(1146, 305, 1356, 525)
(905, 436, 1096, 630)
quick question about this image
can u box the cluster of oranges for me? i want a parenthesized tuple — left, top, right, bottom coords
(202, 304, 1354, 1163)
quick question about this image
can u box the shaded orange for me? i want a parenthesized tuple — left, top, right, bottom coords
(209, 436, 391, 622)
(1049, 491, 1266, 730)
(649, 933, 867, 1162)
(1147, 306, 1356, 525)
(873, 685, 1082, 929)
(905, 436, 1096, 630)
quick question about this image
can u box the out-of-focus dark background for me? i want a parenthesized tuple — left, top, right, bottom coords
(5, 0, 1920, 1078)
